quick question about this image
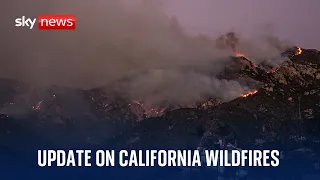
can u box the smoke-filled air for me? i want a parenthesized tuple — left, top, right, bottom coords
(0, 0, 296, 105)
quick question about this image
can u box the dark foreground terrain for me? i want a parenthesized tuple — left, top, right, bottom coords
(0, 47, 319, 179)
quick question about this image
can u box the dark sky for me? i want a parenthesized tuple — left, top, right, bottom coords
(163, 0, 320, 49)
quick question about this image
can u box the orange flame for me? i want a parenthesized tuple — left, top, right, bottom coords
(296, 47, 302, 55)
(235, 52, 245, 57)
(241, 90, 258, 97)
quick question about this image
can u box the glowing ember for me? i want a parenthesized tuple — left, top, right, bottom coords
(296, 47, 302, 55)
(131, 100, 143, 106)
(32, 101, 43, 111)
(129, 100, 165, 118)
(235, 52, 246, 57)
(241, 90, 258, 97)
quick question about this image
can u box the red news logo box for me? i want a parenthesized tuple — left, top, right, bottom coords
(38, 15, 76, 30)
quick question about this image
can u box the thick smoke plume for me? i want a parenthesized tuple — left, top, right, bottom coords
(0, 0, 290, 105)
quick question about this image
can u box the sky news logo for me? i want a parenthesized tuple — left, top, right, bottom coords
(15, 15, 76, 30)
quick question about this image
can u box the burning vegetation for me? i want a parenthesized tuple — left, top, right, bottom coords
(235, 53, 246, 58)
(296, 47, 302, 55)
(128, 100, 165, 118)
(241, 90, 258, 98)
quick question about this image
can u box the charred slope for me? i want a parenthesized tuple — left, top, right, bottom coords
(123, 48, 320, 150)
(0, 84, 138, 148)
(0, 47, 319, 150)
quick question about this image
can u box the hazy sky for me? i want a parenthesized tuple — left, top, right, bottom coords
(0, 0, 319, 91)
(163, 0, 320, 49)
